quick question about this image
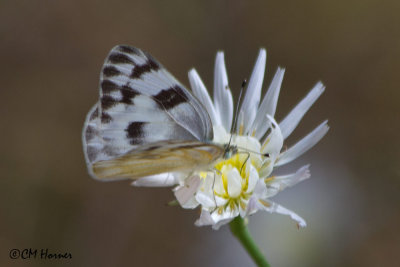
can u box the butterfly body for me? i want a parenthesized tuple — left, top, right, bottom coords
(83, 45, 231, 182)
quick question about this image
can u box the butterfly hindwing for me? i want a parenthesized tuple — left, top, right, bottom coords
(83, 45, 216, 179)
(91, 140, 224, 180)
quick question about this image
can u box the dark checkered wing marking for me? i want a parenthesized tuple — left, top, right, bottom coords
(83, 45, 213, 167)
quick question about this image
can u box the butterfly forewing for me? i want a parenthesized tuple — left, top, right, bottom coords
(83, 45, 219, 181)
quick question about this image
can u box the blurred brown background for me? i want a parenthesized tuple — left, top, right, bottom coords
(1, 0, 399, 266)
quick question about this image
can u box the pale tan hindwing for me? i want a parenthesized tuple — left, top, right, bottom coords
(90, 140, 224, 180)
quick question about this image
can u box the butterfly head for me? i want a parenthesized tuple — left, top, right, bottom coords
(222, 144, 238, 159)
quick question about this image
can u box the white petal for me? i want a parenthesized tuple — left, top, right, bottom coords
(227, 168, 242, 198)
(213, 52, 234, 131)
(173, 175, 201, 208)
(195, 210, 215, 227)
(213, 172, 226, 196)
(251, 68, 285, 139)
(276, 120, 329, 166)
(235, 133, 262, 153)
(212, 217, 234, 230)
(246, 197, 258, 216)
(237, 49, 267, 134)
(259, 117, 283, 178)
(264, 166, 310, 199)
(195, 191, 216, 209)
(182, 197, 200, 209)
(210, 206, 238, 229)
(279, 82, 325, 139)
(196, 209, 237, 229)
(253, 178, 268, 197)
(259, 163, 273, 180)
(261, 115, 284, 158)
(256, 199, 307, 227)
(132, 173, 177, 187)
(272, 164, 311, 189)
(246, 165, 259, 193)
(188, 69, 220, 126)
(198, 173, 228, 207)
(265, 201, 307, 227)
(212, 125, 230, 144)
(245, 179, 268, 216)
(265, 184, 280, 198)
(196, 174, 228, 209)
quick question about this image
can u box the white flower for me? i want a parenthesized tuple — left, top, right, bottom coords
(136, 49, 329, 229)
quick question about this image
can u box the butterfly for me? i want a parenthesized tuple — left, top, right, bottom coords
(82, 45, 236, 181)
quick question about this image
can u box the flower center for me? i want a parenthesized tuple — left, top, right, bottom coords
(213, 154, 252, 211)
(207, 130, 263, 214)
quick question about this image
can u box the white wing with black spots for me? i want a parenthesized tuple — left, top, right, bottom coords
(82, 45, 214, 167)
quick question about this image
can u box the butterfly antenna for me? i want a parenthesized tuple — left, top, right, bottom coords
(225, 79, 247, 155)
(237, 146, 270, 157)
(230, 79, 246, 135)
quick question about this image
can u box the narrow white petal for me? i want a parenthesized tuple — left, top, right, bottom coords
(238, 49, 267, 134)
(213, 52, 234, 131)
(261, 115, 284, 158)
(246, 197, 258, 216)
(195, 191, 217, 209)
(132, 173, 177, 187)
(259, 116, 284, 178)
(252, 68, 285, 139)
(253, 179, 268, 198)
(272, 164, 311, 188)
(212, 125, 230, 144)
(265, 183, 280, 198)
(259, 163, 274, 180)
(246, 165, 259, 193)
(265, 165, 311, 198)
(188, 69, 220, 126)
(196, 209, 237, 229)
(279, 82, 325, 139)
(212, 217, 234, 230)
(180, 197, 200, 209)
(262, 201, 307, 228)
(173, 175, 201, 208)
(196, 174, 227, 209)
(213, 172, 226, 196)
(195, 210, 215, 227)
(211, 207, 238, 230)
(246, 179, 268, 215)
(276, 121, 329, 166)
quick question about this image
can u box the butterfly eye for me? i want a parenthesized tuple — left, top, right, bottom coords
(223, 148, 231, 159)
(222, 144, 237, 159)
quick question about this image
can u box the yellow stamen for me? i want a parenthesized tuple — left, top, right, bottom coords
(264, 176, 275, 183)
(221, 171, 228, 194)
(218, 206, 224, 215)
(239, 123, 244, 135)
(258, 199, 271, 207)
(261, 137, 270, 152)
(199, 172, 208, 179)
(239, 200, 247, 210)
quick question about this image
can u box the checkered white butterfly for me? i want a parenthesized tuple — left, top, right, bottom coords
(83, 45, 235, 181)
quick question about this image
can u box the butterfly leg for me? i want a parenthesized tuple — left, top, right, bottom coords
(240, 152, 251, 176)
(209, 168, 223, 213)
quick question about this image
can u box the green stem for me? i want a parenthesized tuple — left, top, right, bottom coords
(229, 216, 270, 267)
